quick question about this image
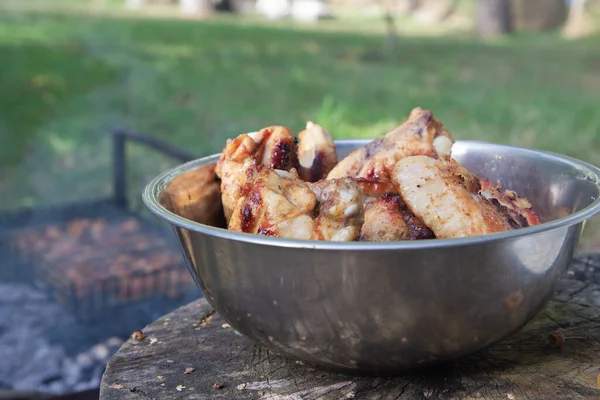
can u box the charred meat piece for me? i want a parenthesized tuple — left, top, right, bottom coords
(229, 163, 317, 240)
(308, 178, 363, 241)
(251, 126, 299, 170)
(392, 155, 510, 238)
(392, 155, 540, 238)
(355, 179, 434, 242)
(297, 121, 338, 183)
(160, 162, 225, 228)
(215, 126, 298, 222)
(229, 163, 364, 241)
(13, 217, 191, 302)
(214, 107, 542, 241)
(479, 179, 541, 229)
(327, 107, 454, 181)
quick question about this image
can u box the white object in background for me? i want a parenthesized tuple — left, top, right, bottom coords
(125, 0, 145, 9)
(256, 0, 291, 20)
(180, 0, 201, 15)
(291, 0, 329, 22)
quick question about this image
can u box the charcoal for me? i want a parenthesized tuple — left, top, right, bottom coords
(0, 200, 200, 395)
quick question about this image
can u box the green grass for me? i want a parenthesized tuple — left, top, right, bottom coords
(1, 4, 600, 247)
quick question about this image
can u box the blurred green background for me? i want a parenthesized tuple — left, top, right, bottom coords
(1, 0, 600, 248)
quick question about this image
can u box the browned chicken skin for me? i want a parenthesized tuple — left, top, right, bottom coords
(308, 178, 363, 241)
(160, 163, 225, 228)
(355, 179, 434, 241)
(215, 123, 337, 222)
(479, 179, 541, 228)
(229, 162, 364, 241)
(213, 107, 541, 241)
(229, 162, 317, 239)
(326, 107, 455, 181)
(297, 121, 338, 182)
(215, 126, 298, 222)
(392, 155, 539, 238)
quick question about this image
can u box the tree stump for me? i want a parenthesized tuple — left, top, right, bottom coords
(100, 255, 600, 399)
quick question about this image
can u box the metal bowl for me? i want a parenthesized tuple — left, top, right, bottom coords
(143, 140, 600, 375)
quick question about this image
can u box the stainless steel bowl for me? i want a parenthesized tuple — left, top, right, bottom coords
(143, 140, 600, 375)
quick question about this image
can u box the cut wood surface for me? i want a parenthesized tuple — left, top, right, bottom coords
(100, 254, 600, 399)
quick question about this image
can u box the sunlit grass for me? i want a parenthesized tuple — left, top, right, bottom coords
(1, 4, 600, 248)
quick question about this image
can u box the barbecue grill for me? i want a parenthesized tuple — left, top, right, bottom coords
(1, 130, 200, 322)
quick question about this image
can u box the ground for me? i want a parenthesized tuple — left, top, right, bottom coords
(1, 1, 600, 248)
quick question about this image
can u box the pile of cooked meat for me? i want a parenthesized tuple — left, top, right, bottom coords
(183, 107, 541, 241)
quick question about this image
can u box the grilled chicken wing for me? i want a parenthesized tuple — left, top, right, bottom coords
(160, 162, 225, 228)
(229, 164, 363, 241)
(215, 126, 298, 222)
(327, 107, 454, 181)
(391, 155, 539, 239)
(229, 162, 316, 239)
(297, 121, 338, 182)
(355, 179, 435, 241)
(479, 179, 541, 228)
(216, 107, 540, 242)
(308, 179, 363, 241)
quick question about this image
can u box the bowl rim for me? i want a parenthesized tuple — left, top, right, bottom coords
(143, 139, 600, 250)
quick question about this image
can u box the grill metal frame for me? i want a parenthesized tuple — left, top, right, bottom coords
(1, 130, 198, 321)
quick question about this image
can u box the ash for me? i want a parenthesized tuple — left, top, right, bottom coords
(0, 282, 194, 395)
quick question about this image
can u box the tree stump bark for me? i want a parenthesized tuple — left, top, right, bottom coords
(100, 255, 600, 399)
